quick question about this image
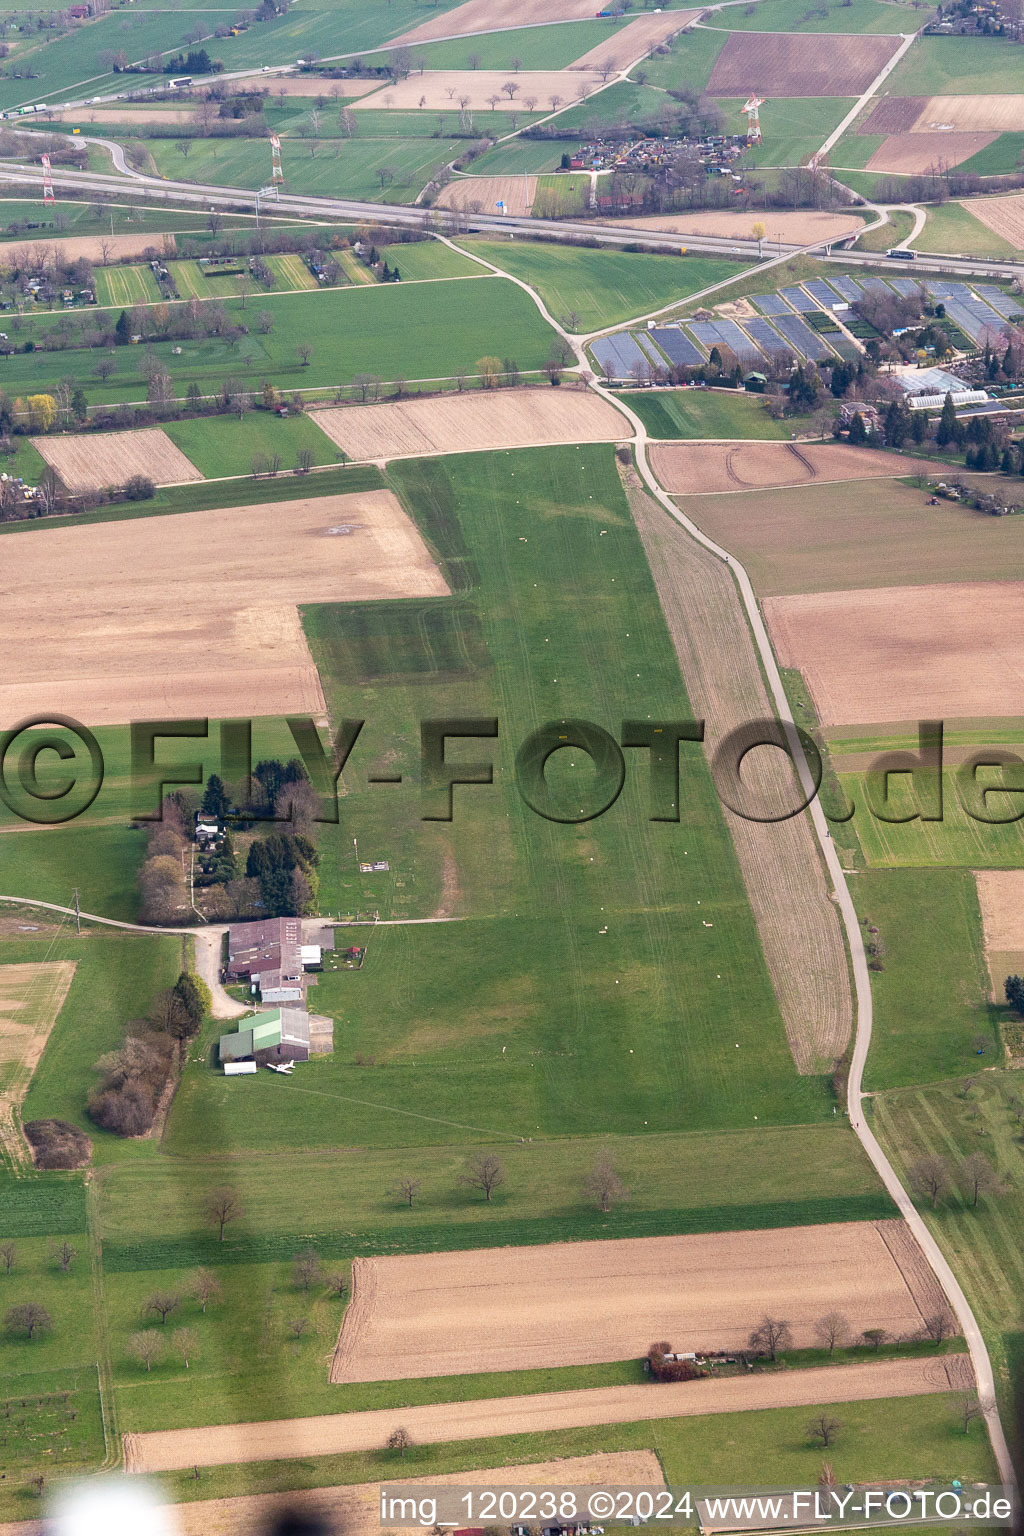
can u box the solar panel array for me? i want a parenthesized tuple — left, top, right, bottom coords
(772, 313, 835, 361)
(591, 331, 649, 379)
(780, 285, 817, 313)
(754, 292, 794, 316)
(649, 326, 705, 367)
(744, 316, 796, 359)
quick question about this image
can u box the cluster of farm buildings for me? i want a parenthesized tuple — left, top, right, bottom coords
(217, 916, 335, 1073)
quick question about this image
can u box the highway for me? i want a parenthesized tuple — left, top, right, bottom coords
(0, 155, 1021, 282)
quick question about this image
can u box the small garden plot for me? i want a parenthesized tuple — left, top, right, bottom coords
(93, 263, 162, 308)
(266, 252, 318, 290)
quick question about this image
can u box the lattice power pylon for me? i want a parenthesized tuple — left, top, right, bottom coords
(41, 153, 54, 205)
(741, 95, 764, 145)
(270, 134, 284, 185)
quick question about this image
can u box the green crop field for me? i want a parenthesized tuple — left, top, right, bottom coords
(837, 766, 1024, 870)
(0, 276, 558, 404)
(875, 1073, 1024, 1444)
(957, 133, 1024, 178)
(93, 264, 162, 308)
(166, 443, 830, 1155)
(888, 34, 1024, 95)
(620, 388, 798, 439)
(471, 138, 586, 175)
(147, 133, 465, 205)
(855, 869, 996, 1089)
(169, 259, 251, 300)
(638, 27, 728, 90)
(913, 202, 1019, 259)
(715, 97, 857, 168)
(366, 21, 621, 70)
(531, 174, 590, 219)
(265, 252, 318, 290)
(464, 240, 745, 332)
(711, 0, 913, 31)
(379, 240, 484, 282)
(163, 412, 340, 478)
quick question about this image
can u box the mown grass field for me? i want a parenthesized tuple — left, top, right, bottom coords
(712, 0, 913, 30)
(18, 930, 182, 1155)
(464, 240, 744, 331)
(381, 241, 484, 281)
(958, 132, 1024, 177)
(370, 21, 626, 70)
(164, 444, 831, 1155)
(875, 1073, 1024, 1448)
(472, 138, 586, 175)
(913, 202, 1019, 259)
(620, 388, 796, 440)
(837, 767, 1024, 869)
(163, 410, 340, 478)
(855, 869, 996, 1089)
(93, 263, 162, 308)
(0, 1236, 98, 1382)
(147, 133, 465, 205)
(639, 26, 727, 90)
(265, 251, 318, 290)
(715, 97, 857, 170)
(0, 276, 558, 403)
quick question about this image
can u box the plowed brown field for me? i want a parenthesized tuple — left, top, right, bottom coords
(568, 10, 703, 70)
(124, 1355, 969, 1475)
(390, 0, 605, 46)
(331, 1221, 936, 1383)
(626, 469, 854, 1068)
(707, 31, 900, 96)
(32, 428, 202, 493)
(313, 388, 624, 460)
(859, 96, 927, 134)
(914, 95, 1024, 132)
(0, 231, 176, 270)
(976, 870, 1024, 950)
(651, 442, 922, 495)
(436, 175, 537, 215)
(0, 489, 448, 728)
(605, 209, 863, 243)
(866, 132, 996, 174)
(963, 193, 1024, 250)
(763, 580, 1024, 726)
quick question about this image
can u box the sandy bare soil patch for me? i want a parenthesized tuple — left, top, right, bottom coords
(436, 174, 536, 216)
(121, 1454, 666, 1536)
(963, 193, 1024, 250)
(859, 96, 927, 134)
(866, 132, 996, 174)
(651, 441, 926, 495)
(707, 31, 900, 97)
(568, 10, 703, 70)
(57, 106, 197, 124)
(32, 429, 202, 493)
(355, 69, 602, 112)
(313, 388, 624, 461)
(913, 94, 1024, 133)
(125, 1355, 967, 1475)
(0, 962, 76, 1166)
(976, 870, 1024, 952)
(331, 1221, 935, 1383)
(764, 580, 1024, 726)
(606, 209, 863, 243)
(390, 0, 606, 46)
(0, 489, 448, 728)
(0, 231, 176, 270)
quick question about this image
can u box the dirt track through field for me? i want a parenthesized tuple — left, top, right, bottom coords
(355, 69, 602, 112)
(866, 132, 996, 174)
(0, 489, 448, 728)
(0, 961, 76, 1166)
(763, 580, 1024, 726)
(313, 388, 624, 461)
(568, 10, 703, 70)
(390, 0, 606, 46)
(102, 1453, 667, 1536)
(331, 1222, 934, 1383)
(33, 428, 203, 493)
(651, 442, 927, 496)
(707, 31, 900, 96)
(124, 1355, 969, 1474)
(962, 193, 1024, 250)
(625, 470, 852, 1070)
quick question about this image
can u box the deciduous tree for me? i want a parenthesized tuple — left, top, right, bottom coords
(749, 1316, 792, 1362)
(459, 1152, 505, 1202)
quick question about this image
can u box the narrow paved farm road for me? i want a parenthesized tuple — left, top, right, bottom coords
(124, 1356, 969, 1474)
(812, 31, 920, 164)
